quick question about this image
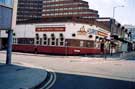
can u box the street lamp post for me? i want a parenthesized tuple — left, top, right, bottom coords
(111, 5, 125, 57)
(113, 5, 124, 18)
(6, 29, 13, 64)
(6, 0, 18, 64)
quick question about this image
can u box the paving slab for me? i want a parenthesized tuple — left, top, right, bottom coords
(0, 64, 48, 89)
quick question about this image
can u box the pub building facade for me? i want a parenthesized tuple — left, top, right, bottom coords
(1, 0, 130, 55)
(11, 0, 111, 55)
(12, 17, 110, 55)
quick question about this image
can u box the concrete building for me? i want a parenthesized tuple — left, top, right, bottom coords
(124, 25, 135, 42)
(124, 25, 135, 50)
(17, 0, 43, 22)
(42, 0, 99, 19)
(17, 0, 99, 22)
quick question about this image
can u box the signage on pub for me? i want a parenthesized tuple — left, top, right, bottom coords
(97, 31, 108, 37)
(77, 26, 87, 35)
(36, 27, 65, 32)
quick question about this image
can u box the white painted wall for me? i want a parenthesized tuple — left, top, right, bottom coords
(13, 22, 110, 41)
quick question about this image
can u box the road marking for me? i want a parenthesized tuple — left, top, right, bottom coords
(11, 62, 57, 89)
(46, 71, 57, 89)
(41, 68, 57, 89)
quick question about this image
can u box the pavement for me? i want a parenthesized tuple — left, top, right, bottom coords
(82, 51, 135, 60)
(0, 63, 48, 89)
(0, 51, 135, 89)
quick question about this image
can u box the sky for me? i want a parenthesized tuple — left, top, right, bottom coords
(86, 0, 135, 25)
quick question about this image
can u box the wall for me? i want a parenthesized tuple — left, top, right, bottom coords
(13, 22, 110, 40)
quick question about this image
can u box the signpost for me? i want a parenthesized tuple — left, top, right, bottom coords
(6, 29, 13, 64)
(0, 0, 17, 64)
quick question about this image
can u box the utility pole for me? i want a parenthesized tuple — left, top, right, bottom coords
(113, 5, 124, 18)
(6, 0, 18, 64)
(6, 29, 13, 64)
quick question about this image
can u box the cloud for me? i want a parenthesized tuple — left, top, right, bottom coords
(87, 0, 126, 7)
(114, 0, 127, 6)
(86, 0, 135, 25)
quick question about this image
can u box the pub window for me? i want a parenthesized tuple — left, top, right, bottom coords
(36, 41, 39, 44)
(51, 33, 55, 38)
(89, 35, 93, 38)
(86, 41, 94, 48)
(80, 41, 84, 47)
(18, 38, 34, 45)
(60, 42, 64, 46)
(60, 33, 63, 37)
(52, 37, 55, 40)
(44, 41, 47, 45)
(60, 38, 64, 41)
(51, 42, 55, 45)
(36, 33, 39, 40)
(59, 33, 64, 46)
(51, 39, 55, 45)
(43, 34, 47, 46)
(96, 36, 99, 39)
(72, 33, 76, 37)
(86, 42, 90, 47)
(56, 39, 59, 46)
(35, 33, 40, 45)
(13, 38, 17, 44)
(51, 33, 56, 46)
(43, 34, 47, 40)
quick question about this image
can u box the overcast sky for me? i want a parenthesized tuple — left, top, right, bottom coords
(86, 0, 135, 25)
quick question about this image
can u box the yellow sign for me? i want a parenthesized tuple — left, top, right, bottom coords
(77, 26, 87, 35)
(97, 31, 108, 37)
(36, 27, 65, 32)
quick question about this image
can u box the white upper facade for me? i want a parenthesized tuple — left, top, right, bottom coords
(1, 22, 110, 41)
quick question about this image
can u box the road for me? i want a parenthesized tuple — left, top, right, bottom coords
(0, 51, 135, 89)
(51, 72, 135, 89)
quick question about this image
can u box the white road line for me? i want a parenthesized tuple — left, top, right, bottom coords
(45, 71, 57, 89)
(11, 62, 57, 89)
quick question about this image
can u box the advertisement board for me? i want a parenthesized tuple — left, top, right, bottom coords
(36, 27, 65, 32)
(0, 6, 12, 29)
(0, 0, 12, 7)
(0, 0, 13, 30)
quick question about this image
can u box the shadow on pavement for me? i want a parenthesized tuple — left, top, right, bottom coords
(51, 72, 135, 89)
(0, 63, 48, 89)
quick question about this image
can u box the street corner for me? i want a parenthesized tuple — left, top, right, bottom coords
(69, 57, 110, 64)
(0, 63, 49, 89)
(35, 69, 57, 89)
(15, 62, 57, 89)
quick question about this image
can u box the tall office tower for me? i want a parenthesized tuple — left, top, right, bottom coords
(42, 0, 99, 19)
(17, 0, 43, 22)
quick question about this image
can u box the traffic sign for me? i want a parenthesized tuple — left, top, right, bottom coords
(0, 6, 12, 30)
